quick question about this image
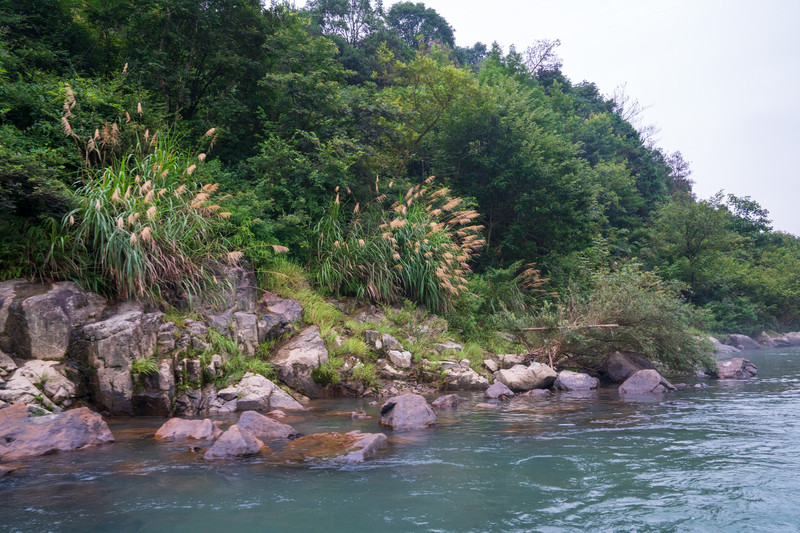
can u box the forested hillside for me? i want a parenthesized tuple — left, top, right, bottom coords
(2, 0, 798, 371)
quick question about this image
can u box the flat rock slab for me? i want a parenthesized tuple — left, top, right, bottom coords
(155, 418, 221, 440)
(236, 410, 298, 440)
(379, 394, 438, 430)
(0, 403, 114, 461)
(494, 363, 557, 391)
(716, 358, 758, 379)
(275, 431, 388, 464)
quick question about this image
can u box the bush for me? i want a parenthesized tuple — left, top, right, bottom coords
(511, 263, 714, 373)
(310, 177, 485, 312)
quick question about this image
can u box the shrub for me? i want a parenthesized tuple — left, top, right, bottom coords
(310, 177, 485, 312)
(311, 356, 344, 386)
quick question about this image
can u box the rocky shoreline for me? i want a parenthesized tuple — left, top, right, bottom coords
(1, 272, 797, 471)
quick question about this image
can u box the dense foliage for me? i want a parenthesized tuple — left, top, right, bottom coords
(2, 0, 798, 372)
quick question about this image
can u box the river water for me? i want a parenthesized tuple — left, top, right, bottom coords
(2, 347, 800, 533)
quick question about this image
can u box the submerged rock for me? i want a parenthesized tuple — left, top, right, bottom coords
(716, 358, 758, 379)
(276, 431, 387, 464)
(204, 424, 266, 460)
(553, 370, 599, 391)
(618, 369, 674, 396)
(155, 418, 221, 440)
(0, 403, 114, 461)
(379, 394, 438, 430)
(431, 394, 467, 410)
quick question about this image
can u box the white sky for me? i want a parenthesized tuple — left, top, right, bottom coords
(297, 0, 800, 236)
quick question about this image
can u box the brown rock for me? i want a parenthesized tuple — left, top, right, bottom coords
(0, 403, 114, 461)
(716, 358, 758, 379)
(236, 411, 298, 440)
(276, 431, 387, 464)
(154, 418, 221, 440)
(431, 394, 468, 410)
(485, 381, 514, 399)
(204, 424, 265, 460)
(379, 394, 438, 430)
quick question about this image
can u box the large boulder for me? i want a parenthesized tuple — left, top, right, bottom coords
(618, 369, 674, 396)
(379, 394, 438, 430)
(497, 353, 527, 369)
(553, 370, 599, 391)
(443, 364, 489, 390)
(493, 363, 557, 392)
(724, 334, 760, 351)
(716, 358, 758, 379)
(236, 410, 298, 440)
(276, 431, 387, 464)
(204, 424, 265, 460)
(216, 372, 304, 412)
(0, 403, 114, 461)
(232, 312, 259, 356)
(154, 418, 221, 440)
(76, 310, 164, 414)
(0, 281, 105, 361)
(600, 351, 656, 383)
(272, 326, 328, 398)
(755, 331, 793, 348)
(785, 332, 800, 346)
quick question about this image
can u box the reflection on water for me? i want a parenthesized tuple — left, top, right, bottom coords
(3, 348, 800, 532)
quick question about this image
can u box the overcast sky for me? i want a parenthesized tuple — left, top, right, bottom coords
(297, 0, 800, 236)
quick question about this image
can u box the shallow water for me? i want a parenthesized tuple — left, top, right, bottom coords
(3, 348, 800, 533)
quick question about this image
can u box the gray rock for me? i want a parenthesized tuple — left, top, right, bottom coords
(155, 418, 221, 440)
(272, 326, 329, 398)
(443, 367, 489, 390)
(554, 370, 599, 391)
(433, 341, 463, 353)
(785, 332, 800, 346)
(204, 424, 265, 460)
(0, 373, 40, 405)
(518, 388, 551, 398)
(77, 310, 164, 414)
(755, 331, 793, 348)
(381, 334, 403, 353)
(601, 351, 656, 383)
(157, 322, 178, 355)
(257, 313, 284, 342)
(485, 381, 514, 399)
(387, 350, 412, 368)
(431, 394, 467, 410)
(13, 360, 77, 405)
(236, 410, 298, 440)
(0, 350, 17, 377)
(619, 369, 674, 395)
(232, 312, 259, 356)
(494, 363, 557, 391)
(0, 281, 105, 361)
(708, 336, 740, 355)
(497, 353, 527, 369)
(218, 372, 304, 412)
(724, 334, 760, 351)
(207, 308, 234, 337)
(365, 330, 381, 346)
(264, 296, 303, 325)
(716, 358, 758, 379)
(483, 359, 499, 373)
(379, 394, 438, 430)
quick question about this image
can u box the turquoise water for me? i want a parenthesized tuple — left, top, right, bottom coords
(3, 347, 800, 532)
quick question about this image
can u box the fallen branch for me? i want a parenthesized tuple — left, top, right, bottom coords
(515, 324, 620, 331)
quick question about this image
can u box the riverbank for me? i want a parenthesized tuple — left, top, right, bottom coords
(2, 347, 799, 532)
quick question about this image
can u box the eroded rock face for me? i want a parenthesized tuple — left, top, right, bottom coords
(716, 358, 758, 379)
(485, 381, 514, 399)
(236, 410, 298, 440)
(379, 394, 438, 430)
(13, 360, 78, 406)
(154, 418, 221, 440)
(553, 370, 599, 391)
(204, 424, 265, 460)
(0, 281, 105, 361)
(272, 326, 328, 398)
(601, 352, 656, 383)
(493, 363, 557, 392)
(276, 431, 387, 464)
(618, 369, 674, 396)
(0, 403, 114, 461)
(724, 334, 760, 351)
(77, 310, 164, 414)
(431, 394, 467, 410)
